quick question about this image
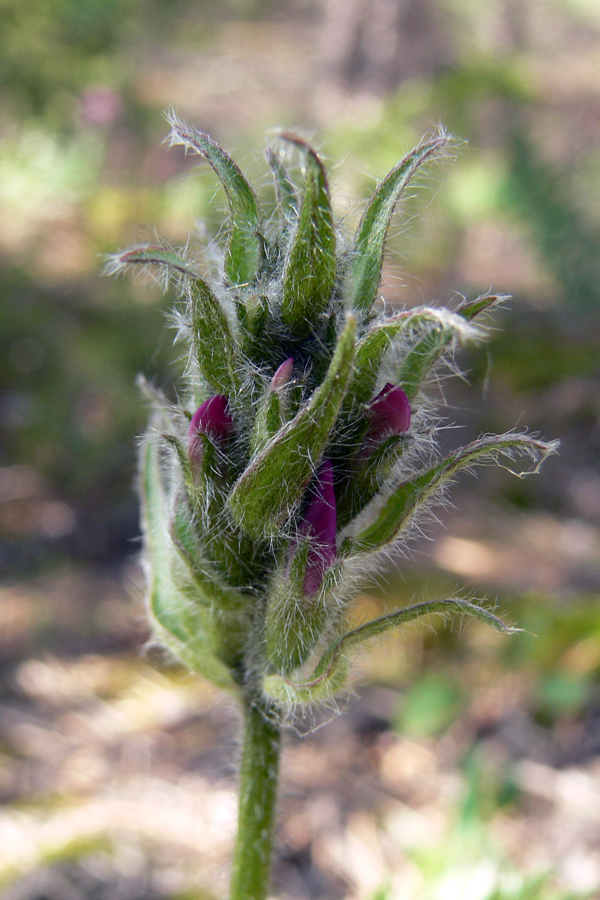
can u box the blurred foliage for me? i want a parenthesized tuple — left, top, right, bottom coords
(504, 132, 600, 314)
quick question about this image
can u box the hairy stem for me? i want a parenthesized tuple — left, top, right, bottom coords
(229, 692, 282, 900)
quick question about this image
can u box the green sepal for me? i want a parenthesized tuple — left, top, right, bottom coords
(345, 433, 559, 554)
(266, 147, 298, 220)
(347, 131, 450, 317)
(250, 389, 284, 456)
(336, 434, 407, 528)
(108, 244, 199, 279)
(140, 432, 235, 687)
(190, 278, 240, 395)
(228, 316, 356, 537)
(263, 596, 516, 708)
(166, 111, 260, 286)
(262, 657, 350, 707)
(458, 292, 506, 321)
(346, 305, 478, 412)
(171, 496, 246, 614)
(397, 293, 501, 401)
(264, 542, 336, 674)
(280, 134, 336, 334)
(161, 432, 195, 497)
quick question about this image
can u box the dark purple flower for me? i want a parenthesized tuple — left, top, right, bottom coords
(299, 458, 337, 597)
(188, 395, 233, 470)
(271, 357, 294, 390)
(367, 383, 411, 443)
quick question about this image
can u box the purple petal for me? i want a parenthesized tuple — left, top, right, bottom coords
(300, 458, 337, 596)
(367, 383, 411, 442)
(188, 395, 233, 468)
(271, 357, 294, 390)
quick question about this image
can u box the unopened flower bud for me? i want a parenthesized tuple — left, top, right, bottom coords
(271, 357, 294, 391)
(188, 395, 233, 470)
(299, 458, 337, 596)
(367, 383, 411, 443)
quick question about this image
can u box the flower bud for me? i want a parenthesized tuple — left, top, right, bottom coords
(367, 383, 411, 442)
(299, 458, 337, 596)
(188, 395, 233, 471)
(271, 357, 294, 391)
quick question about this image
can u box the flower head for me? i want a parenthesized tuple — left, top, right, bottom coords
(126, 116, 557, 712)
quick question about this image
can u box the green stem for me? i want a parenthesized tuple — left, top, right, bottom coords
(229, 692, 282, 900)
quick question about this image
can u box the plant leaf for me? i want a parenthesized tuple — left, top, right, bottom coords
(346, 433, 559, 553)
(166, 111, 260, 286)
(347, 131, 450, 317)
(228, 316, 356, 537)
(280, 134, 336, 334)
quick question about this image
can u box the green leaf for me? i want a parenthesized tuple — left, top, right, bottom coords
(348, 131, 450, 316)
(166, 111, 260, 286)
(139, 432, 234, 686)
(191, 278, 240, 395)
(280, 134, 336, 334)
(397, 293, 501, 400)
(346, 433, 559, 554)
(228, 316, 356, 537)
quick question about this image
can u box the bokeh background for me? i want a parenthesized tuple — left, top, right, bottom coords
(1, 1, 600, 898)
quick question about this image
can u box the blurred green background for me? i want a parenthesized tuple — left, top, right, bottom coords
(1, 2, 600, 899)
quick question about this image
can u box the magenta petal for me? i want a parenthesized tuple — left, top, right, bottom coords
(300, 459, 337, 596)
(188, 395, 233, 467)
(368, 383, 411, 441)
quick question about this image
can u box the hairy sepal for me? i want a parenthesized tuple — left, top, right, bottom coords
(105, 245, 199, 281)
(397, 293, 502, 401)
(171, 497, 246, 613)
(347, 131, 450, 317)
(140, 432, 235, 687)
(263, 596, 516, 708)
(250, 387, 286, 457)
(228, 316, 356, 537)
(280, 134, 336, 334)
(346, 433, 559, 554)
(190, 278, 240, 395)
(336, 434, 407, 528)
(265, 543, 338, 675)
(166, 111, 260, 286)
(346, 304, 484, 412)
(266, 147, 298, 220)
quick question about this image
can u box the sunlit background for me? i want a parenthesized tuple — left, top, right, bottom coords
(1, 1, 600, 898)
